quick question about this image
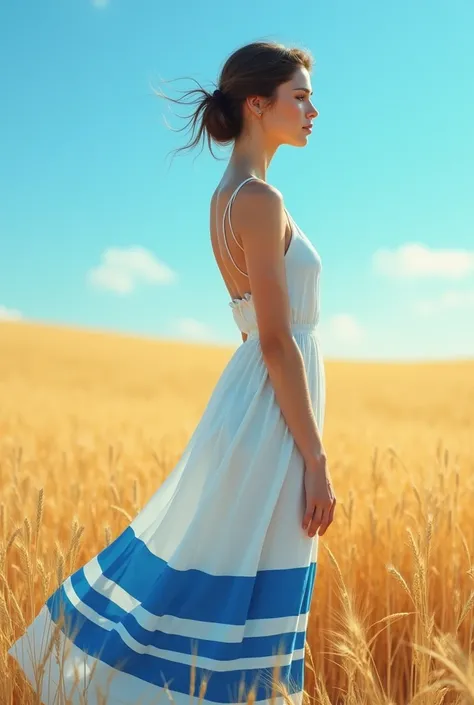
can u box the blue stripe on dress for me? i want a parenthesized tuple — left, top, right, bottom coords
(46, 562, 316, 658)
(83, 526, 316, 622)
(49, 571, 310, 660)
(47, 586, 305, 703)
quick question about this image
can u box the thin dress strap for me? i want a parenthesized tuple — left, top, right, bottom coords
(216, 177, 294, 278)
(217, 177, 257, 278)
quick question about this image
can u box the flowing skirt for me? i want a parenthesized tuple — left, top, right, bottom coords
(8, 332, 325, 705)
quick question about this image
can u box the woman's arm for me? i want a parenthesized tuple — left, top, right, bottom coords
(232, 181, 324, 463)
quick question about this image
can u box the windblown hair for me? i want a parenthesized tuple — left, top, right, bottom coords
(152, 41, 313, 161)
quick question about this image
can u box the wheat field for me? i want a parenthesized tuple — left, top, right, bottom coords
(0, 320, 473, 704)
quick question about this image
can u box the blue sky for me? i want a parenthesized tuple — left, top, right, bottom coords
(1, 0, 473, 360)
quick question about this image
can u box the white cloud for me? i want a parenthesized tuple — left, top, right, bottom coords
(87, 246, 176, 294)
(0, 305, 23, 321)
(415, 289, 474, 316)
(317, 314, 365, 359)
(326, 314, 364, 343)
(171, 318, 215, 342)
(373, 243, 474, 279)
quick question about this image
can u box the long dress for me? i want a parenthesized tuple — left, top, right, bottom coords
(8, 177, 326, 705)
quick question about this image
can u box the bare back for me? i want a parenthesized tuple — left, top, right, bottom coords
(210, 177, 294, 303)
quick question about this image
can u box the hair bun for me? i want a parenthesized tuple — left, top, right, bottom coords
(212, 88, 228, 110)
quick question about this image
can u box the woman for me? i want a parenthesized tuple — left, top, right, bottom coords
(9, 40, 336, 705)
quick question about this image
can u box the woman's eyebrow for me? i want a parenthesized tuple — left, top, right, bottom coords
(293, 87, 313, 95)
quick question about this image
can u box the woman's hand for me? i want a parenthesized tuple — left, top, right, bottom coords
(302, 451, 336, 538)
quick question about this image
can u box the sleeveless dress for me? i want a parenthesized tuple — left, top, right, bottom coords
(8, 177, 326, 705)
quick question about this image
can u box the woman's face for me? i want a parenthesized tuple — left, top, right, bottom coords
(259, 66, 319, 147)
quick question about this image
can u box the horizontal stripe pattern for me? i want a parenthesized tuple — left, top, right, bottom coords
(67, 526, 317, 624)
(49, 578, 306, 670)
(83, 555, 310, 641)
(47, 573, 311, 663)
(36, 524, 318, 700)
(47, 584, 306, 702)
(10, 606, 306, 705)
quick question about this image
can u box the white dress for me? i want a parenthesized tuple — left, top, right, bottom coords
(8, 177, 326, 705)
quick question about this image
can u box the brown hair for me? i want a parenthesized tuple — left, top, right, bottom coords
(152, 41, 313, 161)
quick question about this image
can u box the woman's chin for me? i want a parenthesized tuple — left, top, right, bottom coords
(283, 133, 309, 148)
(298, 132, 310, 147)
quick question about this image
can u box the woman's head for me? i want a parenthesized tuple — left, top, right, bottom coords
(156, 41, 318, 159)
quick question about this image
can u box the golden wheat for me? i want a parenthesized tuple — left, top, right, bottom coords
(1, 320, 473, 704)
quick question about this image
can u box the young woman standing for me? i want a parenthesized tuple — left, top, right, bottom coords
(9, 40, 336, 705)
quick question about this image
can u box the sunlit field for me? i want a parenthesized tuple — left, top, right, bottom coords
(1, 321, 473, 704)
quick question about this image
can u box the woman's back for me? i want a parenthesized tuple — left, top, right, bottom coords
(210, 176, 323, 339)
(210, 176, 295, 304)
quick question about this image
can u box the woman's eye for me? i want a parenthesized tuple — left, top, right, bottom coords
(297, 96, 305, 101)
